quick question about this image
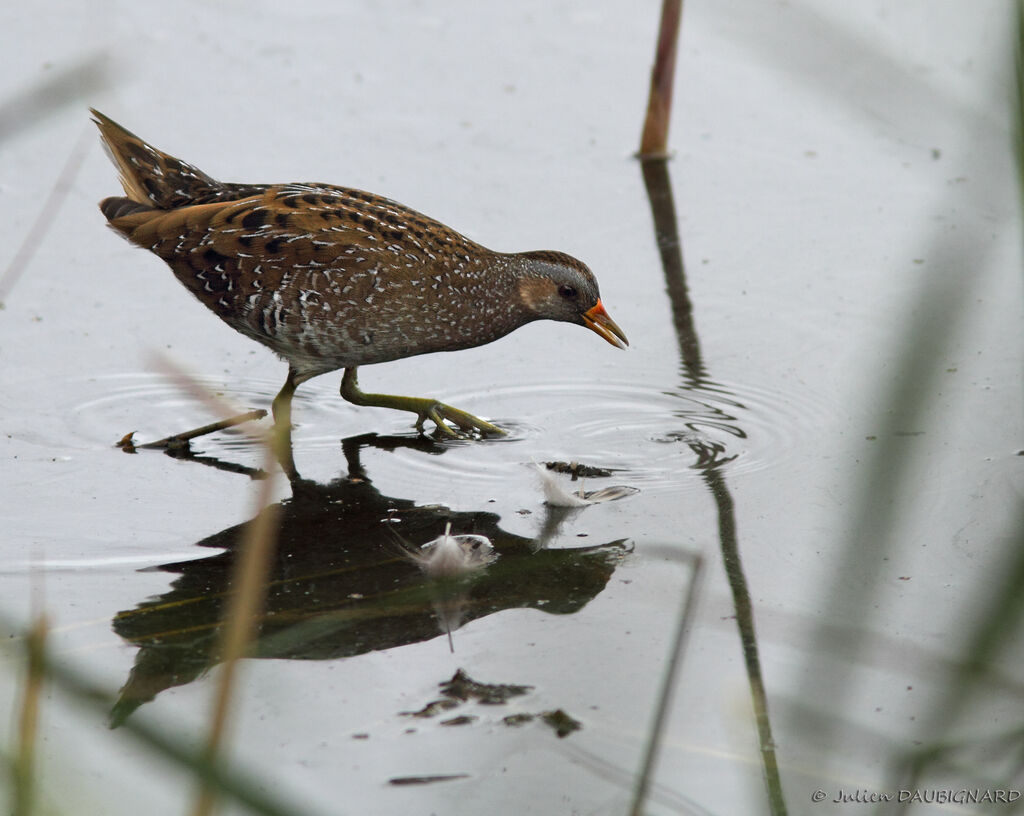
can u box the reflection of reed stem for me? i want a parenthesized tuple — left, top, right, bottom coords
(638, 156, 788, 814)
(704, 468, 787, 815)
(191, 443, 282, 816)
(639, 158, 703, 380)
(629, 551, 703, 816)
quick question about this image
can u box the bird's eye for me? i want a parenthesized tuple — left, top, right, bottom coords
(558, 284, 578, 299)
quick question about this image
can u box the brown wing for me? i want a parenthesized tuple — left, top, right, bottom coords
(107, 182, 483, 291)
(103, 184, 491, 369)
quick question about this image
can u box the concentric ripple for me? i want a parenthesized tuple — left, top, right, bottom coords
(379, 374, 839, 496)
(64, 372, 276, 454)
(61, 368, 838, 496)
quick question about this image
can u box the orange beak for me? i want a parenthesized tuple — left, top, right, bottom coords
(582, 300, 629, 349)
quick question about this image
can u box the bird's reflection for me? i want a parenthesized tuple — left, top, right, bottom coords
(111, 432, 628, 726)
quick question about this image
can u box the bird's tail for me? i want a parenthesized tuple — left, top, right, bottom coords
(91, 108, 225, 215)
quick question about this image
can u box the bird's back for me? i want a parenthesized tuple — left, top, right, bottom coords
(93, 111, 522, 378)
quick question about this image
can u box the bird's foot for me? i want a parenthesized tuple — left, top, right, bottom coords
(414, 401, 506, 439)
(340, 368, 505, 440)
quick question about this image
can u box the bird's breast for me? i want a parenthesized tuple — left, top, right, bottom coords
(217, 258, 523, 375)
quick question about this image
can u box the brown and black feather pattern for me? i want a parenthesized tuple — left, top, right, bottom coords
(92, 110, 619, 387)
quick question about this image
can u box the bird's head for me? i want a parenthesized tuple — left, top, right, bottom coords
(514, 251, 628, 349)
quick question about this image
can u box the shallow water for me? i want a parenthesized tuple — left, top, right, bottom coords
(3, 1, 1023, 815)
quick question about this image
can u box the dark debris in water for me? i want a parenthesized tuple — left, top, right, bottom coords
(401, 698, 460, 718)
(540, 709, 582, 738)
(440, 668, 532, 704)
(399, 669, 582, 738)
(388, 774, 470, 786)
(115, 431, 137, 453)
(501, 709, 582, 738)
(543, 460, 613, 479)
(439, 715, 478, 727)
(117, 410, 266, 453)
(539, 470, 640, 507)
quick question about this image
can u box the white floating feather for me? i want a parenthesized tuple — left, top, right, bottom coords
(537, 465, 592, 507)
(408, 522, 497, 578)
(536, 465, 639, 507)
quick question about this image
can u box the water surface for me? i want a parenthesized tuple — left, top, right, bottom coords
(2, 2, 1021, 814)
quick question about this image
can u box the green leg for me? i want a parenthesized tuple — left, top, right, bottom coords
(340, 367, 505, 438)
(271, 369, 297, 428)
(271, 369, 299, 479)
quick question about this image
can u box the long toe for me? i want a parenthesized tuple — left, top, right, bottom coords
(432, 403, 505, 438)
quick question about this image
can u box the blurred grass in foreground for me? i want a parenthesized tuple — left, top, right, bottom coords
(787, 3, 1024, 809)
(2, 617, 322, 816)
(1, 393, 314, 816)
(874, 1, 1024, 804)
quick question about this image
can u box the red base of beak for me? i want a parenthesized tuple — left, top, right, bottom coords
(583, 300, 629, 349)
